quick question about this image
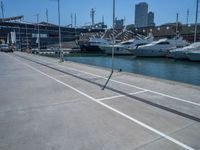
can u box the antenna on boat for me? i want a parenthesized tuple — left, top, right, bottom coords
(194, 0, 199, 43)
(102, 0, 115, 90)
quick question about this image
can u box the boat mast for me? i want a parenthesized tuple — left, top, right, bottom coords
(176, 13, 179, 37)
(186, 9, 189, 25)
(194, 0, 199, 42)
(46, 8, 49, 23)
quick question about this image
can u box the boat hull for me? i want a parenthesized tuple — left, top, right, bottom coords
(170, 51, 188, 59)
(132, 48, 169, 57)
(186, 52, 200, 61)
(101, 46, 132, 55)
(80, 44, 105, 54)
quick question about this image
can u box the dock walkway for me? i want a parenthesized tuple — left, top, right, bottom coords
(0, 51, 200, 150)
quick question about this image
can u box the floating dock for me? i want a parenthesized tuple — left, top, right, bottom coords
(0, 51, 200, 150)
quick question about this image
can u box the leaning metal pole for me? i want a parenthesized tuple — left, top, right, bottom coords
(194, 0, 199, 43)
(102, 0, 115, 90)
(58, 0, 63, 62)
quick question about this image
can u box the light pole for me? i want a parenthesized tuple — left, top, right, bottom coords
(49, 0, 63, 62)
(26, 24, 28, 49)
(102, 0, 115, 90)
(111, 0, 115, 72)
(46, 8, 49, 23)
(35, 14, 40, 50)
(58, 0, 63, 62)
(1, 1, 4, 19)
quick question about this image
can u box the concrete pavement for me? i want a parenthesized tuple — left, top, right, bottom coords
(0, 52, 199, 150)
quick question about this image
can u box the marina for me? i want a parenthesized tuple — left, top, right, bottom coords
(1, 0, 200, 149)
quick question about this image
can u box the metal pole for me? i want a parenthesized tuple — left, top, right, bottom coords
(194, 0, 199, 42)
(176, 13, 179, 36)
(1, 1, 4, 19)
(74, 13, 77, 40)
(19, 27, 21, 51)
(102, 0, 115, 90)
(46, 8, 49, 23)
(112, 0, 115, 71)
(37, 14, 40, 50)
(186, 9, 189, 25)
(71, 13, 73, 27)
(26, 24, 28, 49)
(58, 0, 63, 62)
(74, 13, 76, 27)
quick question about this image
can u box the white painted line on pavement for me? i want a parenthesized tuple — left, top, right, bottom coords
(97, 90, 148, 101)
(10, 54, 195, 150)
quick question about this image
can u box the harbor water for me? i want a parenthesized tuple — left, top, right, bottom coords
(65, 55, 200, 86)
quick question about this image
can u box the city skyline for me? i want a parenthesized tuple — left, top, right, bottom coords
(0, 0, 198, 27)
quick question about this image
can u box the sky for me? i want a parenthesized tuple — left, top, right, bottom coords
(0, 0, 198, 27)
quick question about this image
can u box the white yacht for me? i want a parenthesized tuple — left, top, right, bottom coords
(187, 50, 200, 61)
(79, 36, 112, 53)
(170, 42, 200, 59)
(100, 34, 154, 55)
(130, 36, 189, 57)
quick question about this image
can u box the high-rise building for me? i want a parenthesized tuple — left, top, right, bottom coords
(148, 11, 155, 26)
(135, 2, 148, 27)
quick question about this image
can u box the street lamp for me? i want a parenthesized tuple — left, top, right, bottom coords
(57, 0, 63, 62)
(50, 0, 63, 62)
(35, 14, 40, 50)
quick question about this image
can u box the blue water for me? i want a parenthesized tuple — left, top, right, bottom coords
(65, 56, 200, 86)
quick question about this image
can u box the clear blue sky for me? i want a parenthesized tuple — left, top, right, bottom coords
(1, 0, 197, 27)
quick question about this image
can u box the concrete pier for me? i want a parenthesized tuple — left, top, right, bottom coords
(0, 52, 199, 150)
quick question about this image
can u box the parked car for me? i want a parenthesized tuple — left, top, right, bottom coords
(0, 44, 14, 53)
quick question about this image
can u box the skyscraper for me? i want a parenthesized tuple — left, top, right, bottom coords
(148, 11, 155, 26)
(135, 2, 148, 27)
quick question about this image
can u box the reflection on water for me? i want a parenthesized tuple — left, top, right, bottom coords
(65, 56, 200, 86)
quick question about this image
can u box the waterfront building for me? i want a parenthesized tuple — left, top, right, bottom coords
(0, 20, 104, 49)
(135, 2, 148, 28)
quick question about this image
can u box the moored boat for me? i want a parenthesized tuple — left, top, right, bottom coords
(129, 36, 189, 57)
(186, 50, 200, 61)
(79, 36, 112, 53)
(100, 34, 154, 55)
(169, 42, 200, 59)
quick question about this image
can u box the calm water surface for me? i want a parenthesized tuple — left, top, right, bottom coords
(65, 56, 200, 86)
